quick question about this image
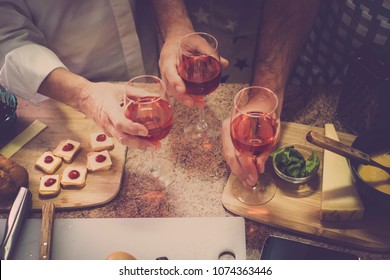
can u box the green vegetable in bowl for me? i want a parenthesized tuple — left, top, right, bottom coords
(270, 145, 320, 178)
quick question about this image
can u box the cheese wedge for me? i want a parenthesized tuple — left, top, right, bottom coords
(320, 124, 365, 221)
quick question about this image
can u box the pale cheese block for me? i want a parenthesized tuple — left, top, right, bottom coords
(39, 175, 61, 197)
(90, 132, 114, 151)
(87, 150, 112, 172)
(61, 166, 87, 189)
(53, 139, 81, 163)
(320, 124, 365, 221)
(35, 151, 62, 174)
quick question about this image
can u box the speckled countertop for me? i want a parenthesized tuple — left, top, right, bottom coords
(4, 83, 390, 260)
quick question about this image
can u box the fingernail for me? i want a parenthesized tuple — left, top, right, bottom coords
(184, 99, 193, 107)
(248, 174, 255, 184)
(243, 180, 252, 190)
(137, 130, 148, 137)
(176, 85, 183, 93)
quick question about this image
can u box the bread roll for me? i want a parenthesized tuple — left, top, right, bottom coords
(105, 251, 137, 260)
(0, 155, 29, 201)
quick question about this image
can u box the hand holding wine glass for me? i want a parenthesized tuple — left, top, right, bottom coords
(178, 32, 222, 138)
(123, 75, 173, 179)
(229, 86, 280, 205)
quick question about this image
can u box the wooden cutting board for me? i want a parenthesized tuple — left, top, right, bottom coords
(0, 98, 126, 211)
(222, 122, 390, 253)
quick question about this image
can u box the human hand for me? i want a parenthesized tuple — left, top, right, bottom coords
(159, 33, 229, 108)
(79, 82, 158, 150)
(221, 118, 278, 190)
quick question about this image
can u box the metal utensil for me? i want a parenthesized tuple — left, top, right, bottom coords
(0, 119, 47, 158)
(0, 187, 32, 260)
(306, 130, 390, 174)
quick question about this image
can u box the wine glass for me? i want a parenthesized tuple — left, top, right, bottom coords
(123, 75, 173, 179)
(230, 86, 280, 205)
(178, 32, 222, 139)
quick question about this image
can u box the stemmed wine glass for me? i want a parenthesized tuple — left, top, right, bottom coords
(230, 86, 280, 205)
(178, 32, 222, 139)
(123, 75, 173, 179)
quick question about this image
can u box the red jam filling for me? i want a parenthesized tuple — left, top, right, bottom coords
(62, 143, 74, 151)
(95, 154, 106, 163)
(68, 170, 80, 180)
(44, 178, 57, 187)
(96, 134, 107, 142)
(44, 155, 54, 164)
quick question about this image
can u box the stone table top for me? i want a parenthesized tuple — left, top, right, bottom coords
(3, 83, 389, 260)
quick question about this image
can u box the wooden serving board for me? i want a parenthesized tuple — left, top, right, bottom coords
(222, 122, 390, 253)
(0, 98, 126, 211)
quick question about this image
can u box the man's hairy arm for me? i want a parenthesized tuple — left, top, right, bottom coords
(252, 0, 321, 114)
(151, 0, 194, 41)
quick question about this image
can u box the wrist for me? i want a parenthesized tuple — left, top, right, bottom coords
(39, 68, 92, 111)
(251, 73, 285, 117)
(78, 80, 95, 113)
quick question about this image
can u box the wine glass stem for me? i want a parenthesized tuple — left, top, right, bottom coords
(149, 147, 160, 178)
(196, 106, 208, 132)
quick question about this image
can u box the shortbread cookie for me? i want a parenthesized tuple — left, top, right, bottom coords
(61, 166, 87, 189)
(53, 139, 81, 163)
(35, 151, 62, 174)
(87, 150, 112, 172)
(39, 175, 61, 197)
(90, 132, 114, 151)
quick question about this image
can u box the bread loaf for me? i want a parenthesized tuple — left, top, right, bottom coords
(0, 155, 29, 201)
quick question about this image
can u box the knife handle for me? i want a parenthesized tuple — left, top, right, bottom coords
(0, 187, 32, 260)
(39, 202, 55, 260)
(306, 130, 370, 164)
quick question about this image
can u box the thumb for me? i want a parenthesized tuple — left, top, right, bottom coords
(220, 56, 229, 69)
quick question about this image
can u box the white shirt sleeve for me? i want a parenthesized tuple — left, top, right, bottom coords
(0, 44, 67, 103)
(0, 1, 66, 103)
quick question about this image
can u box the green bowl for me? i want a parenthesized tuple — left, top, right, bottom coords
(0, 86, 18, 140)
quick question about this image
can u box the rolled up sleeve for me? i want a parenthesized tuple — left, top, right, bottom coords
(0, 1, 66, 103)
(0, 44, 66, 102)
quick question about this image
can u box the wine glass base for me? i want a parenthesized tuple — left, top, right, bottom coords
(231, 173, 276, 205)
(139, 158, 175, 186)
(183, 116, 220, 140)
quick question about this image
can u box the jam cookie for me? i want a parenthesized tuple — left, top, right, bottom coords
(87, 150, 112, 172)
(53, 139, 81, 163)
(35, 151, 62, 174)
(61, 166, 87, 189)
(39, 175, 61, 197)
(90, 132, 114, 151)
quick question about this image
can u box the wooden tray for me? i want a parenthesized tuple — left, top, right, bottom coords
(222, 122, 390, 253)
(0, 98, 126, 211)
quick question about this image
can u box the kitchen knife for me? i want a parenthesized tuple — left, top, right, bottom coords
(39, 202, 55, 260)
(0, 187, 32, 260)
(0, 119, 47, 158)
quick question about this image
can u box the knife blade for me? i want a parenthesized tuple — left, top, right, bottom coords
(0, 119, 47, 158)
(0, 187, 32, 260)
